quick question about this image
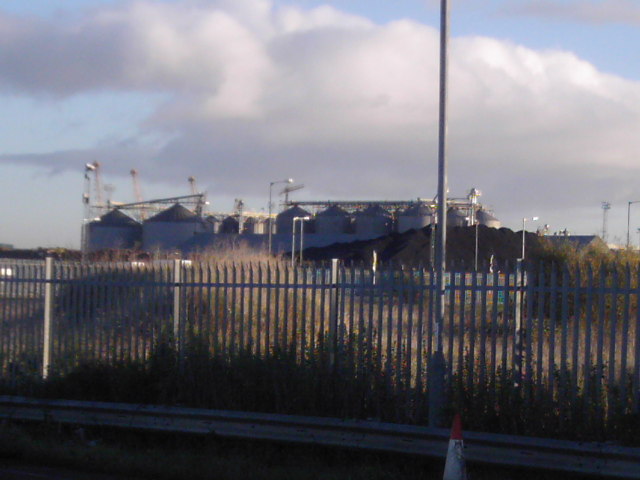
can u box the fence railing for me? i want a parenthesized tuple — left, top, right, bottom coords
(0, 258, 639, 442)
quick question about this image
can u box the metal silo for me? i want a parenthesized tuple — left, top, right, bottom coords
(143, 203, 206, 251)
(355, 205, 392, 238)
(242, 216, 266, 234)
(447, 207, 468, 227)
(220, 216, 240, 234)
(398, 204, 433, 233)
(276, 206, 312, 234)
(315, 205, 350, 234)
(204, 215, 221, 233)
(88, 209, 141, 251)
(476, 209, 501, 228)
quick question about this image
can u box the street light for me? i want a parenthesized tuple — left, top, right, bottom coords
(627, 201, 640, 248)
(521, 216, 539, 260)
(268, 178, 293, 255)
(291, 216, 310, 267)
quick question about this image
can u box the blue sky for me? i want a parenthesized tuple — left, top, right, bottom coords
(1, 0, 640, 248)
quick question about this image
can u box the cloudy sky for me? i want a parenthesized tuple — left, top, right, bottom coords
(1, 0, 639, 248)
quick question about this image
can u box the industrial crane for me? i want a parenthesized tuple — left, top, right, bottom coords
(188, 176, 208, 216)
(280, 183, 304, 204)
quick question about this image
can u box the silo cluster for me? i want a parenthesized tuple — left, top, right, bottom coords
(87, 198, 501, 254)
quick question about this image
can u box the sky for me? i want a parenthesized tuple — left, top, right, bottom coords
(1, 0, 640, 249)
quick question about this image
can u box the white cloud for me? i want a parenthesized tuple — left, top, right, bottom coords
(0, 0, 639, 236)
(502, 0, 640, 25)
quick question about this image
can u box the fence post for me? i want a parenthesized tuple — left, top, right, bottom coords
(328, 259, 340, 368)
(173, 258, 182, 353)
(42, 257, 54, 379)
(514, 259, 524, 386)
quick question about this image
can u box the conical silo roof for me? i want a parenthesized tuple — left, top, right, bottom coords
(401, 204, 432, 216)
(93, 209, 139, 226)
(357, 205, 390, 217)
(317, 205, 349, 217)
(476, 209, 499, 223)
(146, 204, 198, 223)
(277, 205, 312, 218)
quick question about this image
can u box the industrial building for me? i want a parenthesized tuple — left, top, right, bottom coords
(81, 163, 500, 255)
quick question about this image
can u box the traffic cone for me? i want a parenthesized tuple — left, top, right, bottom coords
(443, 414, 467, 480)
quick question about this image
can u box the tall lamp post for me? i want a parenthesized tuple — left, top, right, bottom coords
(627, 201, 640, 248)
(291, 216, 310, 267)
(521, 216, 539, 260)
(268, 178, 293, 255)
(429, 0, 450, 428)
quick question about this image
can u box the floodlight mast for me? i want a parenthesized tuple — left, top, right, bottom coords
(627, 201, 640, 248)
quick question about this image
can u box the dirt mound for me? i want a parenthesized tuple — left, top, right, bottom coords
(303, 225, 542, 268)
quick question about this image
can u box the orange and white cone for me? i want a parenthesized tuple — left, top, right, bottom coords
(443, 414, 467, 480)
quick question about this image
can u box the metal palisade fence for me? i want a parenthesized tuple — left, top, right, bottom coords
(0, 257, 638, 441)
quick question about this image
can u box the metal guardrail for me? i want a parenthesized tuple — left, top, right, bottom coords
(1, 396, 639, 478)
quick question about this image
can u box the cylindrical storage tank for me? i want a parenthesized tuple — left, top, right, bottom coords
(143, 204, 206, 251)
(88, 209, 141, 251)
(447, 207, 468, 227)
(276, 206, 312, 234)
(355, 205, 392, 237)
(398, 204, 433, 233)
(242, 216, 266, 234)
(220, 216, 240, 234)
(476, 209, 501, 228)
(204, 215, 221, 233)
(315, 205, 350, 234)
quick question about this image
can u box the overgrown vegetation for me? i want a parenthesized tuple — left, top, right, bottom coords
(3, 335, 639, 447)
(531, 236, 640, 270)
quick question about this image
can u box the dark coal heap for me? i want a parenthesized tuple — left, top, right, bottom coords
(303, 225, 543, 268)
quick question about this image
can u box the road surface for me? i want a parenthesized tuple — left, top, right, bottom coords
(0, 462, 139, 480)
